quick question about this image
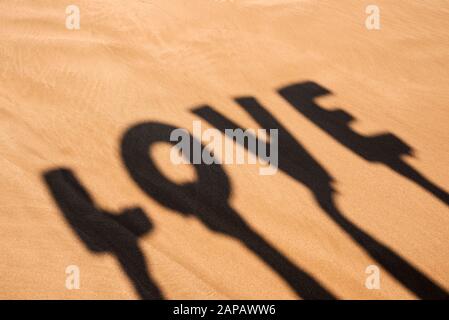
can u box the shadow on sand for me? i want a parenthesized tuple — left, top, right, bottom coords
(43, 169, 164, 300)
(193, 91, 448, 299)
(121, 122, 336, 299)
(41, 81, 448, 300)
(278, 81, 449, 208)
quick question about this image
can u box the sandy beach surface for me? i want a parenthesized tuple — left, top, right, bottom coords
(1, 0, 448, 299)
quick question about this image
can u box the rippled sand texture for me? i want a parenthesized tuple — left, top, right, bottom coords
(1, 0, 448, 299)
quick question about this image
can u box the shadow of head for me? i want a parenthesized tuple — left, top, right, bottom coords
(329, 109, 355, 124)
(43, 168, 153, 252)
(110, 207, 153, 237)
(279, 81, 332, 103)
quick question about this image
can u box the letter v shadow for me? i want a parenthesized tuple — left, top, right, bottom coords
(43, 168, 164, 300)
(192, 98, 449, 299)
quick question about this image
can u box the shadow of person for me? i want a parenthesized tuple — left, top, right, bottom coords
(193, 98, 448, 299)
(278, 81, 449, 207)
(43, 168, 164, 300)
(121, 122, 335, 299)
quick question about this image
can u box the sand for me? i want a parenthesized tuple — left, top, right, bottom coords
(0, 0, 448, 299)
